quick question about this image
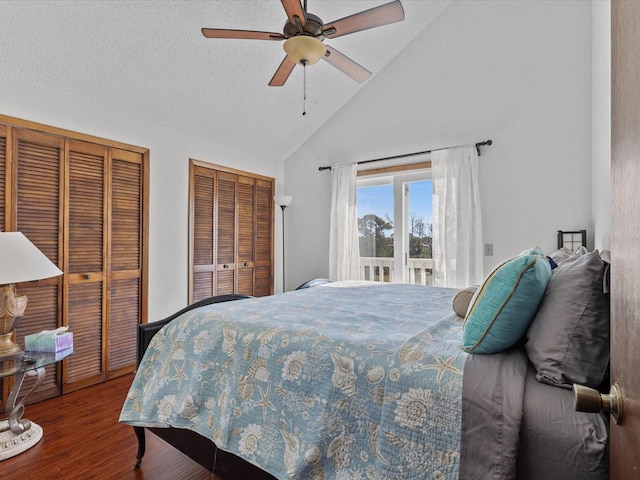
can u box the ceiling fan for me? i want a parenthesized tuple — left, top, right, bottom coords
(201, 0, 405, 86)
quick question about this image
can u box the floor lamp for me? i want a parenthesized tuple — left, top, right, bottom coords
(274, 195, 293, 292)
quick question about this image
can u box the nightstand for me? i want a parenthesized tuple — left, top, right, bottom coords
(0, 348, 73, 461)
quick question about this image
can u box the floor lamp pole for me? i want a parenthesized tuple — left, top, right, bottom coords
(280, 204, 286, 292)
(274, 195, 292, 293)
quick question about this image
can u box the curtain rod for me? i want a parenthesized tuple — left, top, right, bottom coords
(318, 139, 493, 172)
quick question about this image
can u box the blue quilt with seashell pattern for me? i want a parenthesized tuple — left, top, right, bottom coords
(119, 281, 467, 479)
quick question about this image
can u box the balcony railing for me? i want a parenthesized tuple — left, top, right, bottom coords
(359, 257, 434, 285)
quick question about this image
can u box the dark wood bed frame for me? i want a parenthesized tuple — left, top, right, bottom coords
(132, 294, 277, 479)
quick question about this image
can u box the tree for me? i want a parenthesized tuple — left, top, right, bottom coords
(423, 221, 433, 259)
(409, 214, 424, 258)
(358, 214, 393, 257)
(409, 213, 432, 259)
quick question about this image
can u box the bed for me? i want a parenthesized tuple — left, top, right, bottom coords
(120, 251, 610, 479)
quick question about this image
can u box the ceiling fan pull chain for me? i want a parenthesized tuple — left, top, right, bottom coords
(302, 60, 307, 116)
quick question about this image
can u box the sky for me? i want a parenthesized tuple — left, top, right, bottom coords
(356, 180, 433, 234)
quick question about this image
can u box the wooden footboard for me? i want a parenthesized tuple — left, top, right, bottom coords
(133, 293, 278, 478)
(136, 294, 253, 365)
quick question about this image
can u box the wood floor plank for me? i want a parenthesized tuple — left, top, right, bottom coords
(0, 374, 217, 480)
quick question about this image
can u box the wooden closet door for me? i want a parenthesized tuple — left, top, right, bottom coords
(64, 139, 107, 392)
(0, 115, 148, 402)
(108, 148, 144, 377)
(189, 160, 274, 302)
(255, 179, 274, 297)
(237, 176, 256, 296)
(216, 171, 237, 295)
(12, 128, 64, 403)
(0, 126, 7, 408)
(191, 166, 215, 302)
(0, 125, 7, 232)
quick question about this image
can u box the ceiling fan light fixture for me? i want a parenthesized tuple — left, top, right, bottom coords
(283, 35, 326, 65)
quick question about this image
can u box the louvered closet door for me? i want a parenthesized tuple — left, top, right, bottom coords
(0, 116, 148, 402)
(108, 148, 143, 377)
(237, 176, 256, 296)
(255, 179, 274, 297)
(0, 127, 6, 408)
(192, 166, 215, 302)
(189, 160, 274, 302)
(216, 172, 237, 295)
(13, 128, 64, 403)
(0, 125, 7, 232)
(64, 140, 107, 391)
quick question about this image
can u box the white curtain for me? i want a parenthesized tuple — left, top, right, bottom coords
(329, 163, 361, 281)
(432, 146, 484, 288)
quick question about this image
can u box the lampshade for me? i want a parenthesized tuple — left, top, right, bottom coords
(283, 36, 326, 65)
(0, 232, 62, 285)
(274, 195, 293, 207)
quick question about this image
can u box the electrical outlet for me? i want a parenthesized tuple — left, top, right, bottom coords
(484, 243, 494, 256)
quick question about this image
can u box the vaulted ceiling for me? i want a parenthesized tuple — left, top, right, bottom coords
(0, 1, 450, 161)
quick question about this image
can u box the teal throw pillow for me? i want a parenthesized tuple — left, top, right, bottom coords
(463, 254, 551, 354)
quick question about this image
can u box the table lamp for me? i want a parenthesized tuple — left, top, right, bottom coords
(0, 232, 62, 359)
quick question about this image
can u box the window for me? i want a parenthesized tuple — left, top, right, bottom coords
(356, 167, 433, 285)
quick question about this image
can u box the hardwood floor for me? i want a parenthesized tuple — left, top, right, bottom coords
(0, 374, 218, 480)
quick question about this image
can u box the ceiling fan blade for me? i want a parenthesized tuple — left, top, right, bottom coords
(269, 56, 297, 86)
(201, 28, 284, 41)
(280, 0, 307, 27)
(322, 45, 371, 83)
(322, 0, 405, 39)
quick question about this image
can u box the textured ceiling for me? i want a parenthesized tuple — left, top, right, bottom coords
(0, 0, 450, 162)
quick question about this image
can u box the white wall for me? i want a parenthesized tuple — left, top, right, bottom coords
(0, 78, 284, 320)
(284, 0, 595, 289)
(592, 0, 611, 252)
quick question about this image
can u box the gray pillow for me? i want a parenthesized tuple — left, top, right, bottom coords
(546, 247, 572, 264)
(525, 250, 609, 389)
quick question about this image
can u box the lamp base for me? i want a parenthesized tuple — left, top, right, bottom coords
(0, 285, 27, 360)
(0, 333, 23, 360)
(0, 420, 43, 461)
